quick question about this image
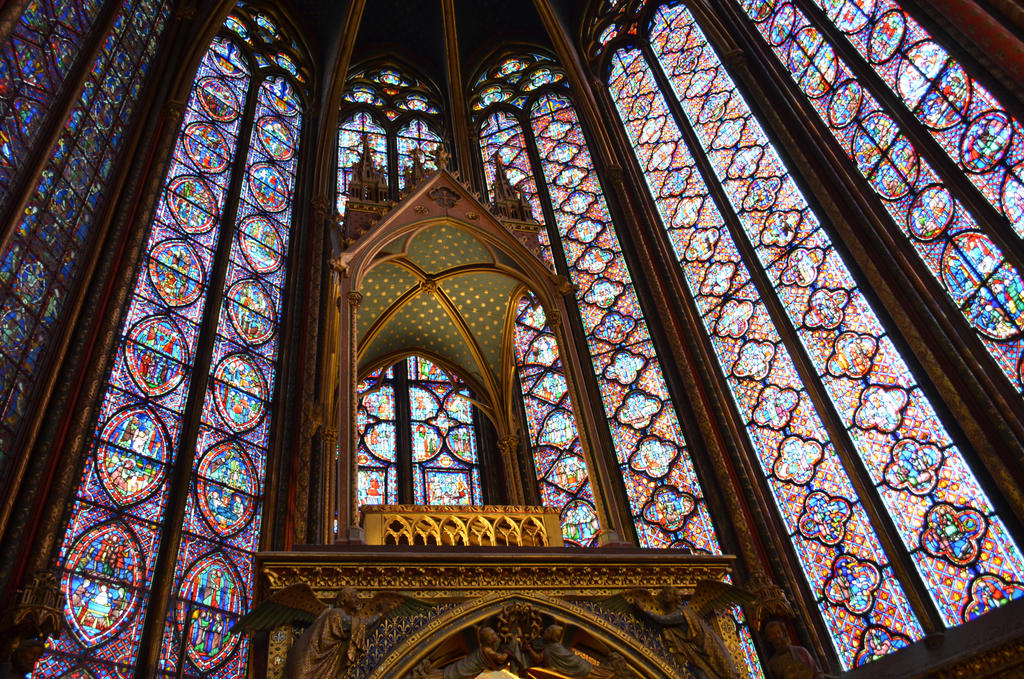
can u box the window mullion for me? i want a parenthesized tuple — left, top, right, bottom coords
(0, 0, 126, 248)
(395, 359, 414, 504)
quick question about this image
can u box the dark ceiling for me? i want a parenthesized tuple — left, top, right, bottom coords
(280, 0, 590, 94)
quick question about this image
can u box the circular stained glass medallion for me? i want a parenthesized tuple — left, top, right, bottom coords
(213, 354, 267, 431)
(148, 240, 204, 307)
(226, 279, 275, 344)
(196, 441, 258, 536)
(256, 115, 294, 161)
(249, 164, 289, 212)
(183, 122, 231, 173)
(167, 176, 217, 234)
(175, 555, 243, 671)
(942, 231, 1002, 301)
(908, 186, 955, 241)
(96, 407, 169, 505)
(197, 77, 240, 122)
(238, 216, 283, 273)
(961, 112, 1014, 173)
(125, 316, 189, 397)
(63, 522, 143, 646)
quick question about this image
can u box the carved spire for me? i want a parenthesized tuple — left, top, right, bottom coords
(401, 147, 429, 195)
(339, 134, 390, 251)
(487, 153, 543, 258)
(346, 134, 388, 205)
(490, 153, 534, 223)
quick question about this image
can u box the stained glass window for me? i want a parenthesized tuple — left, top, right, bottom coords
(337, 63, 447, 202)
(407, 356, 482, 505)
(397, 119, 442, 189)
(0, 0, 102, 203)
(39, 9, 305, 677)
(512, 293, 598, 546)
(0, 0, 172, 460)
(354, 356, 483, 507)
(472, 52, 763, 678)
(594, 0, 1024, 668)
(734, 0, 1024, 397)
(357, 367, 398, 506)
(804, 0, 1024, 236)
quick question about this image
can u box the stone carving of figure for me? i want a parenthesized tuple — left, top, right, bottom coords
(416, 626, 524, 679)
(525, 624, 617, 679)
(608, 581, 753, 679)
(763, 621, 824, 679)
(233, 584, 428, 679)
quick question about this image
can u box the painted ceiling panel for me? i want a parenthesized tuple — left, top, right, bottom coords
(358, 262, 420, 331)
(407, 224, 492, 273)
(360, 290, 480, 381)
(440, 273, 519, 377)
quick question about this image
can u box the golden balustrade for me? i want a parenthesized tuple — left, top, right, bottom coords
(360, 504, 563, 547)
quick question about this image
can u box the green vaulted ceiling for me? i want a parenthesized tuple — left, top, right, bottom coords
(357, 223, 522, 388)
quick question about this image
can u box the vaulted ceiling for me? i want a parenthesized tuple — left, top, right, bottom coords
(281, 0, 590, 97)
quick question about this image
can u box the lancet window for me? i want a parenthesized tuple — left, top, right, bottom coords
(38, 7, 308, 677)
(472, 50, 766, 677)
(336, 65, 447, 215)
(0, 0, 172, 461)
(591, 0, 1024, 668)
(356, 356, 483, 507)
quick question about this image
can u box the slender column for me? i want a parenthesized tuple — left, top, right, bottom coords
(302, 0, 366, 542)
(441, 0, 473, 179)
(394, 359, 414, 505)
(344, 290, 363, 541)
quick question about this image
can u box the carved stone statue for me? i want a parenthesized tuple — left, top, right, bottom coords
(422, 625, 524, 679)
(762, 621, 824, 679)
(525, 623, 617, 679)
(607, 580, 753, 679)
(233, 584, 429, 678)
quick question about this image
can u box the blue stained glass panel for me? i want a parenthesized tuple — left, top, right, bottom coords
(36, 28, 247, 677)
(0, 0, 172, 459)
(160, 72, 302, 677)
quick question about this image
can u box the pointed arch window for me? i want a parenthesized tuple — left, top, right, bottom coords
(336, 65, 448, 216)
(355, 356, 483, 507)
(0, 0, 173, 460)
(38, 8, 308, 677)
(592, 0, 1024, 668)
(471, 51, 764, 677)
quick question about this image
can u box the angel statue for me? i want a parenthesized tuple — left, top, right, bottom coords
(605, 580, 753, 679)
(232, 583, 430, 678)
(524, 623, 620, 679)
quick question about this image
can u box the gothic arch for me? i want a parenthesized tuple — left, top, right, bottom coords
(367, 591, 679, 679)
